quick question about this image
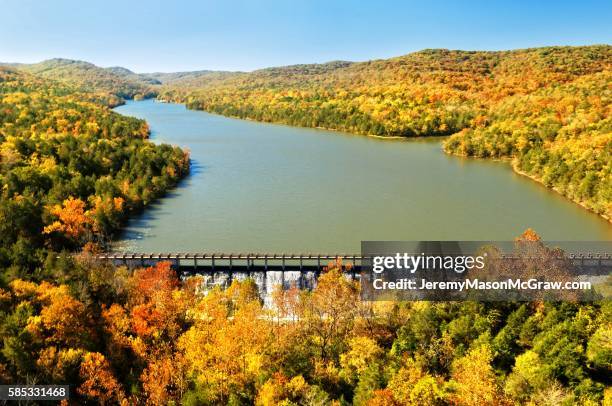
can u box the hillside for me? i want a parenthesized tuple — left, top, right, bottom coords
(445, 70, 611, 219)
(160, 46, 610, 135)
(105, 66, 161, 85)
(0, 66, 189, 260)
(10, 58, 158, 101)
(158, 45, 612, 220)
(146, 69, 239, 87)
(2, 47, 609, 220)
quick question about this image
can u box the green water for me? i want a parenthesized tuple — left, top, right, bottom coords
(113, 100, 611, 252)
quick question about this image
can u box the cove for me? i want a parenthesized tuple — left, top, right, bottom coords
(113, 100, 611, 252)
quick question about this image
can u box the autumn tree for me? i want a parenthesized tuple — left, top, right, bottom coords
(449, 345, 504, 406)
(178, 280, 271, 403)
(78, 352, 125, 405)
(297, 267, 360, 362)
(387, 357, 445, 406)
(43, 197, 92, 245)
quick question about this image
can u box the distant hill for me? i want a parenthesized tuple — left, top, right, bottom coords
(146, 70, 240, 87)
(11, 58, 158, 99)
(156, 45, 611, 220)
(105, 66, 161, 86)
(249, 60, 353, 78)
(159, 46, 611, 136)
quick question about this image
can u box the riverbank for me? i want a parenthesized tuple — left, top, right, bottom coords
(162, 99, 611, 226)
(165, 99, 426, 141)
(511, 161, 611, 224)
(113, 100, 611, 252)
(442, 148, 611, 224)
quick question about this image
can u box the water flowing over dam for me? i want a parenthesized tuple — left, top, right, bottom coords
(95, 250, 611, 305)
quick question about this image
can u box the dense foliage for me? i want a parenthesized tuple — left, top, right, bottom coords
(146, 69, 239, 88)
(11, 59, 159, 102)
(444, 70, 611, 219)
(0, 48, 610, 405)
(0, 67, 189, 274)
(159, 46, 612, 220)
(159, 47, 609, 136)
(0, 243, 609, 405)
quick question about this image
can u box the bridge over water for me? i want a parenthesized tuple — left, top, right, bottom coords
(98, 253, 363, 272)
(97, 253, 362, 290)
(94, 252, 611, 279)
(90, 252, 610, 303)
(94, 253, 368, 297)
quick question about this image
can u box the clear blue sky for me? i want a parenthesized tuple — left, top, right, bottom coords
(1, 0, 610, 72)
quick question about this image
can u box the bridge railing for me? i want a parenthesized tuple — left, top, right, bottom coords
(93, 253, 364, 273)
(89, 252, 611, 275)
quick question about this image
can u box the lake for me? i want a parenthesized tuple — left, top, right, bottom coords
(114, 100, 611, 252)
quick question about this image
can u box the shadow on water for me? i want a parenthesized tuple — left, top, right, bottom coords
(113, 158, 207, 250)
(187, 159, 206, 177)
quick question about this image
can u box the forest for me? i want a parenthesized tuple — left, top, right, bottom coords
(0, 48, 610, 404)
(0, 66, 189, 277)
(5, 59, 159, 103)
(157, 46, 612, 221)
(5, 48, 610, 221)
(0, 234, 610, 405)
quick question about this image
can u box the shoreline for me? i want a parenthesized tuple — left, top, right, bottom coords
(444, 145, 610, 224)
(152, 98, 611, 227)
(510, 162, 611, 224)
(156, 97, 447, 141)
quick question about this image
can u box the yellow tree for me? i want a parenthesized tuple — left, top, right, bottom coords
(387, 357, 445, 405)
(298, 267, 360, 362)
(24, 282, 92, 348)
(78, 352, 125, 405)
(178, 280, 272, 403)
(449, 345, 504, 406)
(339, 336, 383, 384)
(43, 197, 91, 241)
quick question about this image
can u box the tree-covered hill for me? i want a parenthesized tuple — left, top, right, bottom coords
(158, 45, 612, 220)
(0, 67, 189, 271)
(7, 47, 607, 219)
(146, 69, 240, 88)
(105, 66, 161, 86)
(160, 46, 610, 136)
(0, 50, 610, 404)
(445, 70, 611, 219)
(7, 58, 159, 101)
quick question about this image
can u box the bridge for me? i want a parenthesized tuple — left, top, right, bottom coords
(94, 253, 363, 274)
(93, 253, 368, 292)
(92, 252, 611, 275)
(88, 252, 611, 296)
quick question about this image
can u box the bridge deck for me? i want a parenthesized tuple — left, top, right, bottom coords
(95, 253, 363, 274)
(89, 252, 611, 276)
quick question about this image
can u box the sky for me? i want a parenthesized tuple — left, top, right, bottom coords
(1, 0, 611, 73)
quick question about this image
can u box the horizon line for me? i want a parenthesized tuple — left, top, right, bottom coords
(2, 43, 609, 75)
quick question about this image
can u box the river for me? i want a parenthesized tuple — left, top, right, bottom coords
(113, 100, 611, 252)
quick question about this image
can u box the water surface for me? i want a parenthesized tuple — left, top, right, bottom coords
(114, 100, 611, 252)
